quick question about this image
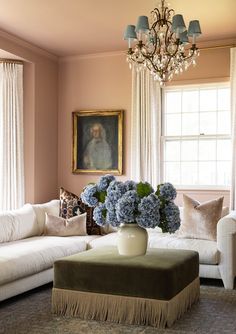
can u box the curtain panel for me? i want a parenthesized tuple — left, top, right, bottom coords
(130, 68, 162, 186)
(0, 61, 24, 211)
(230, 48, 236, 209)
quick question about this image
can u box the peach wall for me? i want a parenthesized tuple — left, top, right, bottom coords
(0, 31, 58, 204)
(58, 53, 131, 196)
(175, 189, 230, 207)
(58, 47, 231, 207)
(171, 47, 230, 84)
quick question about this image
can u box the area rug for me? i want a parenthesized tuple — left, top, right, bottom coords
(0, 280, 236, 334)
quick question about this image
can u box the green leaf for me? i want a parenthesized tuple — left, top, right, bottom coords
(96, 191, 107, 203)
(136, 182, 153, 198)
(155, 183, 162, 196)
(102, 209, 107, 218)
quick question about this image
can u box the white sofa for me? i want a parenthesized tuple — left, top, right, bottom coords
(0, 200, 236, 302)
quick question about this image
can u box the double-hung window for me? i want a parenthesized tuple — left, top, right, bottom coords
(162, 83, 231, 188)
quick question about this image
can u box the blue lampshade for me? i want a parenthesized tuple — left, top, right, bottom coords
(172, 14, 186, 34)
(124, 25, 137, 40)
(135, 16, 149, 33)
(179, 31, 189, 44)
(188, 20, 202, 37)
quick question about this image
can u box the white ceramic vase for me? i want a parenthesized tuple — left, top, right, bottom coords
(117, 223, 148, 256)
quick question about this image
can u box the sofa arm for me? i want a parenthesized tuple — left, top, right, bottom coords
(217, 211, 236, 289)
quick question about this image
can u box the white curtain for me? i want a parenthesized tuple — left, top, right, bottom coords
(130, 68, 162, 187)
(230, 48, 236, 209)
(0, 62, 24, 211)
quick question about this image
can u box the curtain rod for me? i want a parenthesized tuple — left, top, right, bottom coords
(0, 59, 23, 65)
(199, 44, 236, 51)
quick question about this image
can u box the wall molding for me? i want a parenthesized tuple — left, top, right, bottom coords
(198, 38, 236, 50)
(0, 29, 58, 61)
(59, 50, 125, 63)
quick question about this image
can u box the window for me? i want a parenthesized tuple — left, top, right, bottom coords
(162, 83, 231, 188)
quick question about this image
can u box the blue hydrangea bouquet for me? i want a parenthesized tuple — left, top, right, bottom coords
(81, 174, 180, 233)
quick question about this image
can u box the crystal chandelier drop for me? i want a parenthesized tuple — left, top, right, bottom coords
(124, 0, 202, 85)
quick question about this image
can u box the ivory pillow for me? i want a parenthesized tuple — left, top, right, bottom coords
(178, 195, 224, 241)
(32, 200, 60, 235)
(0, 204, 38, 242)
(44, 212, 87, 236)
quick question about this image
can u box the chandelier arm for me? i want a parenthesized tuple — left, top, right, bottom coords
(131, 54, 145, 65)
(152, 8, 161, 22)
(160, 18, 179, 56)
(181, 47, 198, 61)
(164, 23, 171, 53)
(167, 9, 174, 20)
(149, 26, 160, 56)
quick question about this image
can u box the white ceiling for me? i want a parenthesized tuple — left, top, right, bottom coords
(0, 0, 235, 57)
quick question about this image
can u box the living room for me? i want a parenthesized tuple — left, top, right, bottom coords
(0, 0, 236, 333)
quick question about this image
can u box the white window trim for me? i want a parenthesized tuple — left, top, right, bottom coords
(161, 82, 231, 190)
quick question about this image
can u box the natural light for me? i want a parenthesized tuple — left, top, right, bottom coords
(162, 84, 231, 188)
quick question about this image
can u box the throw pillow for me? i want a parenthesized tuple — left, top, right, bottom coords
(59, 187, 85, 218)
(44, 212, 87, 236)
(59, 187, 100, 235)
(178, 194, 224, 241)
(0, 204, 38, 243)
(32, 199, 60, 235)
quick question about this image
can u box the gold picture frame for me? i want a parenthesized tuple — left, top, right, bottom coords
(72, 110, 123, 175)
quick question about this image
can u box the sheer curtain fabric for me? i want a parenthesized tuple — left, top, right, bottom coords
(0, 62, 24, 211)
(130, 68, 161, 186)
(230, 47, 236, 209)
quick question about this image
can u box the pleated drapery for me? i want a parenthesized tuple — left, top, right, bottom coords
(230, 48, 236, 209)
(130, 68, 162, 187)
(0, 61, 24, 211)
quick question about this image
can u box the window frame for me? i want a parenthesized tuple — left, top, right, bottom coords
(161, 82, 231, 190)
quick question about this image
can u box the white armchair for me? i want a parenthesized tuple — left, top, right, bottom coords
(217, 211, 236, 289)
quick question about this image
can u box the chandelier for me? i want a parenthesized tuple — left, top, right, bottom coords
(124, 0, 202, 85)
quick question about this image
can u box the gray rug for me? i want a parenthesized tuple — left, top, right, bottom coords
(0, 280, 236, 334)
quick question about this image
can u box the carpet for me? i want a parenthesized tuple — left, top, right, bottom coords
(0, 280, 236, 334)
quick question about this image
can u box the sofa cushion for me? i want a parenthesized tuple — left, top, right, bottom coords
(88, 231, 219, 265)
(148, 231, 219, 265)
(0, 204, 38, 243)
(44, 213, 87, 236)
(32, 200, 60, 235)
(178, 195, 224, 241)
(0, 235, 99, 286)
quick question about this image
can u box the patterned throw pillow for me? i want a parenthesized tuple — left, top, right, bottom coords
(59, 187, 100, 235)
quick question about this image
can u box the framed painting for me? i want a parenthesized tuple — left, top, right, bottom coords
(72, 110, 123, 175)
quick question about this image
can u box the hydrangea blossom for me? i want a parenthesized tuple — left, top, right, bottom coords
(124, 180, 137, 191)
(97, 174, 115, 192)
(106, 209, 120, 227)
(159, 182, 177, 201)
(105, 181, 127, 212)
(161, 202, 180, 233)
(136, 193, 160, 228)
(116, 190, 139, 223)
(93, 203, 107, 226)
(80, 184, 98, 207)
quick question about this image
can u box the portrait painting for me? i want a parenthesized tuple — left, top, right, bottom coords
(72, 110, 123, 174)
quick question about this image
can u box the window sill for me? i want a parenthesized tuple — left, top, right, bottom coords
(175, 186, 230, 192)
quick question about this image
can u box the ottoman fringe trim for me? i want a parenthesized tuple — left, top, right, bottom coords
(52, 277, 200, 328)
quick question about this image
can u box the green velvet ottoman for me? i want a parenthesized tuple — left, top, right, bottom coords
(52, 246, 199, 328)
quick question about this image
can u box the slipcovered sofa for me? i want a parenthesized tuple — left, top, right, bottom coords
(0, 199, 236, 302)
